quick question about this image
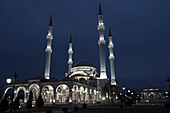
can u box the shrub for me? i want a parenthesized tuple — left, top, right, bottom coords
(0, 96, 9, 112)
(46, 109, 53, 113)
(74, 106, 79, 111)
(119, 103, 123, 109)
(165, 101, 170, 108)
(125, 98, 133, 107)
(62, 107, 68, 113)
(36, 95, 44, 108)
(82, 104, 87, 109)
(13, 97, 20, 111)
(26, 99, 32, 109)
(96, 101, 101, 104)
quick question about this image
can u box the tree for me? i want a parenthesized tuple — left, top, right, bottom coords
(102, 84, 109, 97)
(62, 107, 68, 113)
(0, 95, 9, 112)
(36, 94, 44, 108)
(13, 97, 20, 111)
(26, 99, 32, 109)
(26, 93, 33, 109)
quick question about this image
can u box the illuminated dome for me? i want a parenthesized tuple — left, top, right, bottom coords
(74, 61, 94, 67)
(69, 61, 98, 80)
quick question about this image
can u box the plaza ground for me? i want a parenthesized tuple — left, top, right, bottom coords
(3, 103, 170, 113)
(71, 108, 170, 113)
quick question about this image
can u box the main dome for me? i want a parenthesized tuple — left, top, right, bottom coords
(74, 61, 94, 67)
(69, 61, 98, 80)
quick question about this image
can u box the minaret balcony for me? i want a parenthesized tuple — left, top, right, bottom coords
(46, 35, 53, 40)
(68, 60, 73, 64)
(45, 48, 52, 53)
(98, 40, 106, 45)
(108, 44, 114, 48)
(109, 55, 115, 60)
(68, 50, 73, 54)
(97, 24, 105, 31)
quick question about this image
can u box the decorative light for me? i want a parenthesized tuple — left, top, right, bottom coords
(122, 87, 125, 91)
(122, 84, 125, 91)
(6, 78, 12, 84)
(166, 92, 168, 94)
(146, 100, 149, 102)
(53, 99, 55, 103)
(106, 93, 108, 98)
(131, 92, 133, 95)
(102, 97, 105, 100)
(128, 90, 130, 93)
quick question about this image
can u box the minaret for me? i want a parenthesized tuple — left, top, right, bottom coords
(44, 15, 53, 79)
(97, 3, 107, 79)
(67, 34, 73, 75)
(108, 27, 117, 85)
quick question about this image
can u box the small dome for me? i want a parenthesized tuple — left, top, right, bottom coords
(145, 84, 157, 89)
(74, 61, 94, 67)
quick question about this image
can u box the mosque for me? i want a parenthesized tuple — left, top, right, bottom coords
(2, 3, 118, 104)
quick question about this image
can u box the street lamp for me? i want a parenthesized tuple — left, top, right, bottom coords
(6, 71, 18, 113)
(167, 76, 170, 91)
(122, 84, 126, 93)
(6, 78, 12, 84)
(74, 86, 76, 108)
(122, 84, 126, 108)
(107, 83, 111, 103)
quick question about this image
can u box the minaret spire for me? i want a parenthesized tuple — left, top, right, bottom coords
(69, 34, 72, 43)
(109, 26, 112, 36)
(98, 2, 103, 15)
(44, 15, 53, 79)
(67, 34, 73, 76)
(97, 2, 107, 79)
(49, 14, 52, 26)
(108, 27, 116, 85)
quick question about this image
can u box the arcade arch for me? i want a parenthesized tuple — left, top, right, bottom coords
(28, 84, 40, 101)
(41, 85, 54, 103)
(16, 86, 27, 103)
(56, 84, 69, 103)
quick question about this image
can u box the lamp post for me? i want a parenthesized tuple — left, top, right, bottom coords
(122, 84, 125, 93)
(7, 71, 18, 113)
(107, 83, 110, 103)
(167, 76, 170, 91)
(122, 84, 126, 108)
(74, 86, 76, 108)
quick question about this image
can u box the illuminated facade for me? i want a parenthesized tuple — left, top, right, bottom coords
(2, 3, 117, 104)
(140, 84, 163, 103)
(3, 76, 99, 104)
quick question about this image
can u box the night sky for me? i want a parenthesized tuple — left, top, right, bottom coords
(0, 0, 170, 92)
